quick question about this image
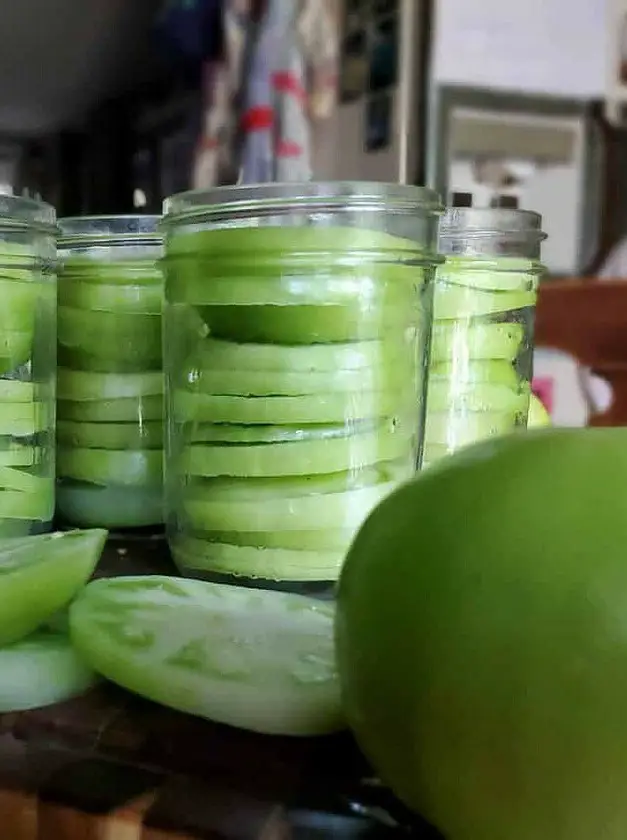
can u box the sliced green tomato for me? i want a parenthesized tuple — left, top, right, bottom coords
(434, 285, 536, 320)
(0, 402, 49, 437)
(431, 321, 525, 365)
(58, 306, 162, 364)
(58, 395, 164, 423)
(190, 335, 415, 373)
(57, 482, 163, 528)
(429, 359, 520, 389)
(0, 446, 35, 467)
(58, 420, 163, 450)
(0, 630, 98, 712)
(425, 410, 522, 448)
(0, 280, 37, 333)
(436, 258, 538, 291)
(58, 278, 163, 314)
(0, 467, 49, 494)
(0, 486, 53, 521)
(61, 260, 161, 287)
(0, 329, 32, 374)
(173, 388, 412, 425)
(57, 448, 162, 487)
(198, 303, 421, 344)
(58, 369, 164, 402)
(69, 575, 344, 736)
(189, 362, 412, 397)
(0, 380, 35, 402)
(182, 476, 402, 533)
(0, 529, 107, 645)
(179, 423, 415, 478)
(186, 528, 355, 551)
(427, 381, 529, 414)
(57, 347, 161, 375)
(184, 420, 379, 445)
(171, 537, 343, 582)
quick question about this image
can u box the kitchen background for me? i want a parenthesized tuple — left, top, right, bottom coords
(1, 0, 623, 424)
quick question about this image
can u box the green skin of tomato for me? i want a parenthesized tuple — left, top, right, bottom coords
(336, 428, 627, 840)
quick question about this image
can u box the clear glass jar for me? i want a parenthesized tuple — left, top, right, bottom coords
(424, 207, 546, 467)
(0, 195, 57, 537)
(56, 216, 164, 529)
(161, 182, 442, 592)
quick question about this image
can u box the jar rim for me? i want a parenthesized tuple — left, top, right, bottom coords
(161, 181, 443, 224)
(439, 207, 546, 241)
(0, 193, 57, 234)
(59, 215, 162, 246)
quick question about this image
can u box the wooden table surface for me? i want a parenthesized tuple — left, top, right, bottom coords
(0, 534, 439, 839)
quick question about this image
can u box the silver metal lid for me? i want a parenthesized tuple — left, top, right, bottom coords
(58, 215, 162, 248)
(439, 206, 546, 259)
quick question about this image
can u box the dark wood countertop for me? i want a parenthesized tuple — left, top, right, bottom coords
(0, 534, 439, 839)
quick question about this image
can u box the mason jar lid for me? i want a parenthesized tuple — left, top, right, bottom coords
(439, 207, 546, 259)
(0, 193, 57, 235)
(59, 215, 162, 248)
(161, 182, 443, 225)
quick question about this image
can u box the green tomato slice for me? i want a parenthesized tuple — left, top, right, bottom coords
(59, 278, 162, 314)
(429, 359, 520, 389)
(0, 329, 32, 373)
(0, 446, 35, 467)
(431, 321, 525, 365)
(427, 381, 528, 414)
(0, 467, 49, 494)
(425, 410, 522, 448)
(0, 401, 48, 437)
(189, 528, 355, 551)
(58, 306, 162, 364)
(171, 537, 342, 582)
(58, 420, 164, 450)
(58, 369, 164, 401)
(434, 286, 536, 320)
(0, 280, 37, 333)
(58, 395, 164, 423)
(57, 482, 163, 528)
(61, 259, 162, 286)
(69, 575, 344, 736)
(0, 485, 53, 521)
(183, 420, 379, 445)
(436, 258, 537, 291)
(182, 474, 402, 533)
(173, 388, 412, 425)
(197, 303, 421, 344)
(179, 422, 415, 478)
(0, 381, 35, 402)
(0, 630, 98, 712)
(57, 448, 162, 487)
(190, 335, 415, 373)
(0, 529, 107, 645)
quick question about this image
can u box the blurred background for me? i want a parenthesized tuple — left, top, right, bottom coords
(4, 0, 626, 426)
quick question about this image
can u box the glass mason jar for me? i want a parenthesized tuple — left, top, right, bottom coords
(56, 216, 164, 529)
(161, 182, 442, 592)
(424, 207, 546, 467)
(0, 195, 57, 537)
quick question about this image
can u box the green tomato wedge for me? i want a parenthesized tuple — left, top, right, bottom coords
(57, 483, 163, 528)
(171, 536, 342, 582)
(182, 474, 402, 533)
(173, 388, 412, 425)
(58, 369, 164, 401)
(57, 448, 162, 487)
(0, 529, 107, 645)
(0, 402, 48, 437)
(0, 329, 32, 374)
(431, 321, 525, 365)
(58, 306, 162, 364)
(425, 410, 523, 448)
(58, 395, 163, 423)
(69, 575, 344, 736)
(58, 420, 164, 450)
(179, 422, 415, 478)
(434, 285, 536, 320)
(197, 303, 421, 344)
(58, 278, 163, 314)
(0, 630, 98, 712)
(190, 335, 415, 373)
(429, 359, 520, 389)
(427, 381, 528, 414)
